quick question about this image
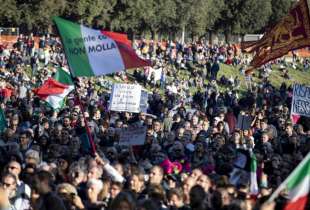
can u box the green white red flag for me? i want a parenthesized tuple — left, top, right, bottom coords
(53, 17, 151, 77)
(250, 153, 258, 195)
(53, 67, 74, 86)
(268, 152, 310, 210)
(33, 68, 74, 109)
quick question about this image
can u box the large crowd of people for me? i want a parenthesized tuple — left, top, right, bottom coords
(0, 34, 309, 210)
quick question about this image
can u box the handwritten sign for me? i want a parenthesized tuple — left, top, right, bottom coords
(291, 84, 310, 117)
(119, 126, 147, 145)
(110, 84, 142, 113)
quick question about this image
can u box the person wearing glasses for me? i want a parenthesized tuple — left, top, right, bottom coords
(5, 160, 31, 199)
(1, 172, 30, 210)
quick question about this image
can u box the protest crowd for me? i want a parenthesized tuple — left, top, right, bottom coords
(0, 32, 309, 210)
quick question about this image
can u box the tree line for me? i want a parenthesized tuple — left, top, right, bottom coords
(0, 0, 295, 40)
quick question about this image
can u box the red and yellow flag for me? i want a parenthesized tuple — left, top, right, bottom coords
(242, 0, 310, 73)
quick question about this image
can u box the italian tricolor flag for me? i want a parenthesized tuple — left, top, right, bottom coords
(53, 17, 151, 77)
(250, 153, 258, 195)
(33, 68, 74, 109)
(268, 152, 310, 210)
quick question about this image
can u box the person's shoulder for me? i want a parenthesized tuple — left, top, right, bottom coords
(44, 192, 63, 202)
(17, 181, 31, 198)
(136, 190, 148, 201)
(44, 192, 67, 210)
(13, 197, 31, 210)
(178, 205, 191, 210)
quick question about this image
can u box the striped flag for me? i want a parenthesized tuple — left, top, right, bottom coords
(250, 153, 258, 195)
(53, 67, 74, 86)
(268, 152, 310, 210)
(53, 17, 151, 77)
(229, 149, 259, 195)
(33, 68, 74, 109)
(102, 31, 132, 47)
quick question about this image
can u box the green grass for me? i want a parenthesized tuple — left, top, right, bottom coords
(268, 66, 310, 87)
(104, 63, 310, 97)
(218, 64, 310, 89)
(30, 61, 310, 96)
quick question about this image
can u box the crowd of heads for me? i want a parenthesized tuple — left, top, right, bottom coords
(0, 34, 309, 210)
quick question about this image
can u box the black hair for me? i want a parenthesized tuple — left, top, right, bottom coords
(36, 170, 54, 187)
(190, 185, 207, 209)
(2, 172, 17, 185)
(110, 191, 137, 210)
(20, 130, 31, 138)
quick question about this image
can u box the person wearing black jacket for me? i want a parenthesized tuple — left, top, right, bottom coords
(255, 132, 274, 161)
(279, 124, 300, 155)
(33, 171, 67, 210)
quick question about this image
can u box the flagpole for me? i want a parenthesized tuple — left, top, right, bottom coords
(53, 19, 96, 156)
(66, 64, 97, 156)
(73, 85, 97, 156)
(267, 152, 310, 202)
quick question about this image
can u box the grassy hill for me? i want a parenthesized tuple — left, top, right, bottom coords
(31, 61, 310, 97)
(96, 63, 310, 97)
(132, 63, 310, 94)
(218, 64, 310, 89)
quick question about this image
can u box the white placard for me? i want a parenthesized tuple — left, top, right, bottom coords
(110, 84, 142, 113)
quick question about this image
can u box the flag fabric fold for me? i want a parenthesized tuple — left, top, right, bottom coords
(53, 67, 74, 86)
(102, 31, 132, 47)
(53, 17, 151, 77)
(268, 152, 310, 210)
(33, 69, 74, 109)
(250, 153, 258, 195)
(33, 78, 69, 96)
(242, 0, 310, 73)
(229, 149, 258, 195)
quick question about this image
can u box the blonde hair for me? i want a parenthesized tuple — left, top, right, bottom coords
(56, 183, 78, 195)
